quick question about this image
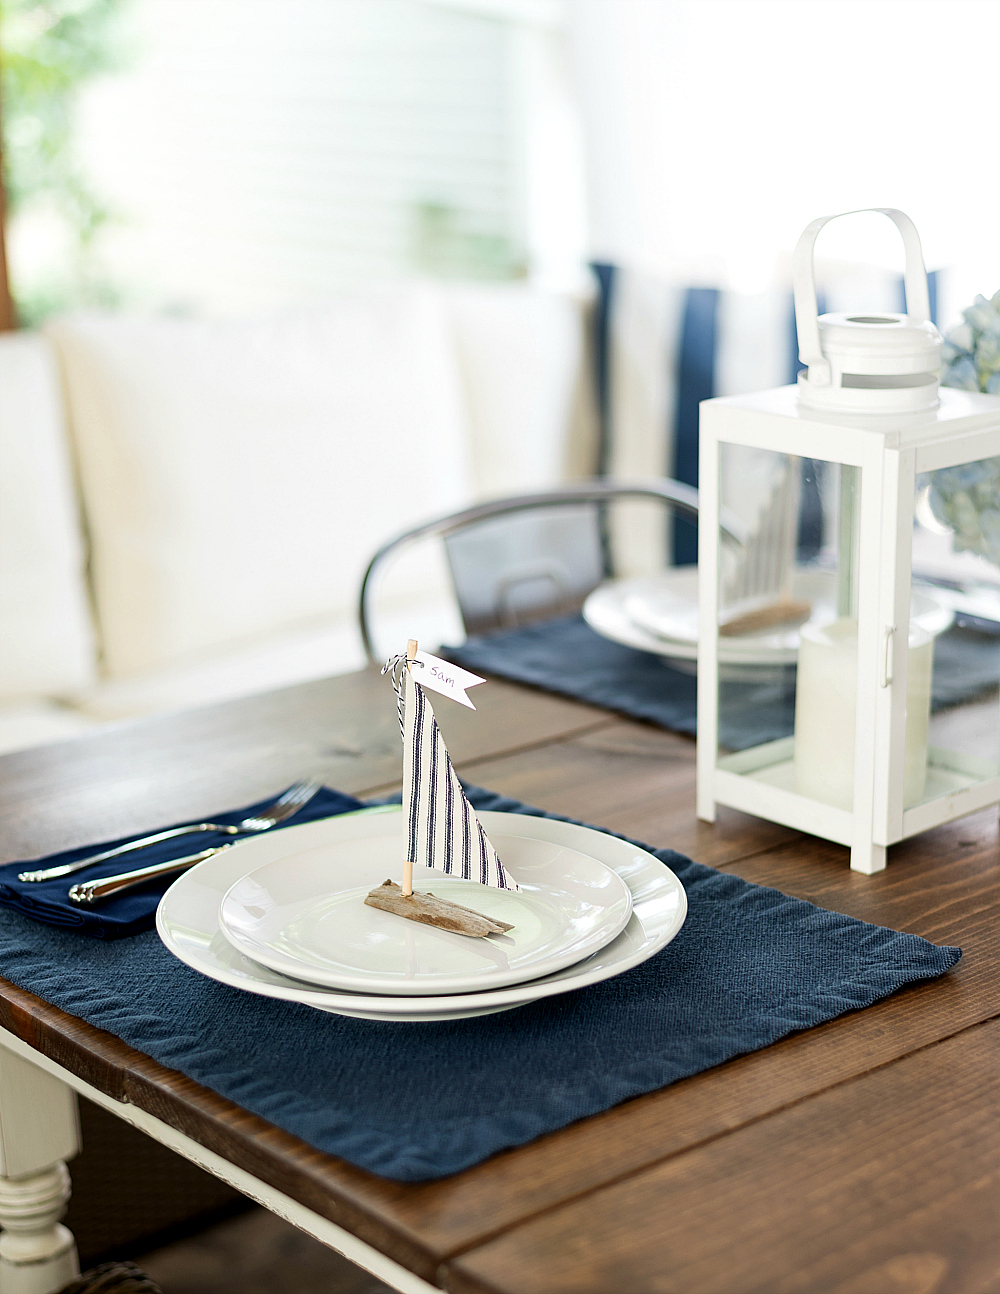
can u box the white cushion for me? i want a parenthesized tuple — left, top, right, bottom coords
(47, 291, 475, 678)
(74, 615, 367, 722)
(0, 333, 98, 700)
(75, 581, 466, 724)
(444, 284, 597, 497)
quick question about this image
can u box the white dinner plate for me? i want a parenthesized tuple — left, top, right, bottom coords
(584, 568, 953, 673)
(156, 808, 687, 1021)
(217, 822, 632, 995)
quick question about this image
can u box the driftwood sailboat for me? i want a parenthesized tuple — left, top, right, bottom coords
(365, 640, 520, 938)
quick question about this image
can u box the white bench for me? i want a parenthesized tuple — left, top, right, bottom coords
(0, 284, 595, 754)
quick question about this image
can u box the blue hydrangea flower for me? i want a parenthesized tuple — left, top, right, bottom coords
(920, 456, 1000, 568)
(941, 289, 1000, 395)
(924, 292, 1000, 566)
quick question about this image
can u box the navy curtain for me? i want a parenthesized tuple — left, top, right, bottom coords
(788, 290, 828, 561)
(590, 262, 617, 479)
(672, 287, 719, 565)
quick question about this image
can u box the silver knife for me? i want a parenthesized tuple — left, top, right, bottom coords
(67, 845, 234, 905)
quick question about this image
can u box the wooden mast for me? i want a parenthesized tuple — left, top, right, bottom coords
(401, 638, 418, 896)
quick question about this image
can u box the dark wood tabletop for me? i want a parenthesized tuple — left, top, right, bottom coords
(1, 668, 997, 1294)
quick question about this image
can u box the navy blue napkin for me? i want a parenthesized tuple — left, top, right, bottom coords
(0, 786, 363, 939)
(446, 615, 998, 749)
(0, 784, 960, 1181)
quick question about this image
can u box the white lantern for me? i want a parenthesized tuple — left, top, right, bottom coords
(696, 209, 1000, 872)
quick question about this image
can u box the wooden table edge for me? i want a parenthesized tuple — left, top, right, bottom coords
(0, 978, 449, 1284)
(0, 1022, 444, 1294)
(4, 969, 996, 1288)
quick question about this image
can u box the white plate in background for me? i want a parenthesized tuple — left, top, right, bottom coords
(584, 568, 953, 672)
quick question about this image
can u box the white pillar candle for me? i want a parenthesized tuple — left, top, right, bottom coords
(794, 617, 933, 810)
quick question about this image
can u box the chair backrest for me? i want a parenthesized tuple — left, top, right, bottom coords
(444, 504, 604, 635)
(359, 478, 744, 662)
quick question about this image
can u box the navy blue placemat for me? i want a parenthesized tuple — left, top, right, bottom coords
(447, 616, 999, 749)
(0, 787, 363, 939)
(0, 786, 959, 1181)
(925, 623, 1000, 707)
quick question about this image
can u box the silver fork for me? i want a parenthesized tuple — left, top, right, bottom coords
(19, 778, 322, 883)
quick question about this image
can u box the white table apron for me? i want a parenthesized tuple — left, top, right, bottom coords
(0, 1027, 437, 1294)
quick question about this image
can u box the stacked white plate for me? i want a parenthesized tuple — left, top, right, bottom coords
(157, 806, 687, 1021)
(583, 568, 953, 677)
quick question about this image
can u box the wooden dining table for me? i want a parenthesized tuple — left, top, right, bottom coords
(0, 666, 997, 1294)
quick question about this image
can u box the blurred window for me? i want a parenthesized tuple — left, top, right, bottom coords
(3, 0, 581, 321)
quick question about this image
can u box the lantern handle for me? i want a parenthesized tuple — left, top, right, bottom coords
(793, 208, 932, 388)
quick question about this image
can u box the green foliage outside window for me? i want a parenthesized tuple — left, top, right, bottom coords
(412, 201, 525, 281)
(1, 0, 128, 324)
(2, 2, 524, 318)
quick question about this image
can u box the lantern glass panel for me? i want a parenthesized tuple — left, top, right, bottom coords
(715, 444, 859, 805)
(907, 454, 1000, 804)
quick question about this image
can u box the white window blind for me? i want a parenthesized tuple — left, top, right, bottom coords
(74, 0, 540, 314)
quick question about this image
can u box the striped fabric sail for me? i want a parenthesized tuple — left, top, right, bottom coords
(402, 668, 519, 892)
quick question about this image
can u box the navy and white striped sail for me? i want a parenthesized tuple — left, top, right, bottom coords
(388, 654, 519, 892)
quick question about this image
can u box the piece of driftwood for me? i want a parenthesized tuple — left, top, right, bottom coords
(365, 879, 514, 937)
(719, 597, 812, 637)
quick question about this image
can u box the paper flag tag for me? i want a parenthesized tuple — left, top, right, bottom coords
(411, 650, 485, 709)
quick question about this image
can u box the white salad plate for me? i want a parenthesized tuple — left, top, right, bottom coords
(217, 817, 632, 995)
(156, 807, 687, 1022)
(584, 568, 953, 673)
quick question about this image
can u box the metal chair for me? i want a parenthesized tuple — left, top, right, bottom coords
(358, 477, 744, 664)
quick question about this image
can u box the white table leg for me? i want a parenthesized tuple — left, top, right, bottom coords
(0, 1047, 81, 1294)
(0, 1027, 441, 1294)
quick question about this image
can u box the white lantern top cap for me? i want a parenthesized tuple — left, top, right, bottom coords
(816, 312, 942, 376)
(795, 209, 943, 413)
